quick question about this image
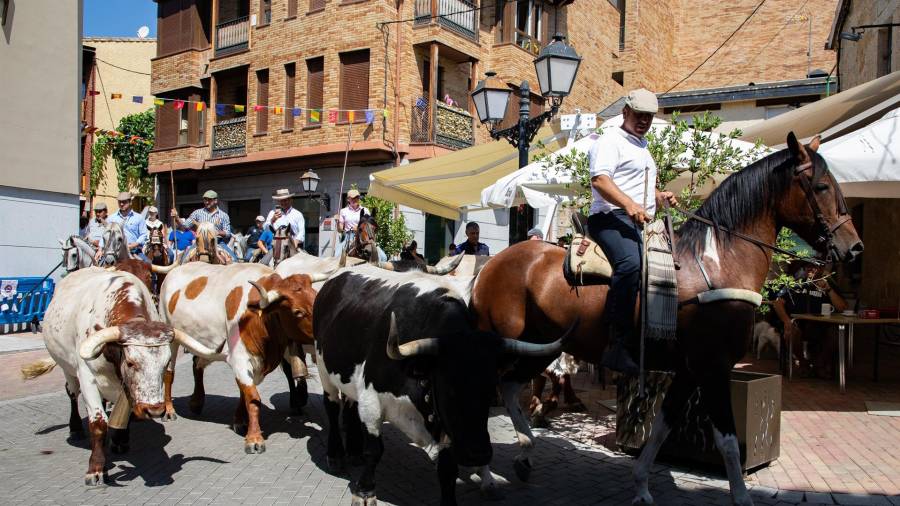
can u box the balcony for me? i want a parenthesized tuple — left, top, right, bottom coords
(211, 116, 246, 158)
(411, 100, 474, 150)
(215, 16, 249, 56)
(414, 0, 478, 41)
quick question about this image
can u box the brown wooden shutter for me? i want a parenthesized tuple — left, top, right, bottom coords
(309, 0, 325, 11)
(306, 57, 324, 125)
(256, 69, 269, 133)
(339, 49, 370, 123)
(157, 0, 180, 56)
(156, 98, 179, 148)
(287, 0, 297, 17)
(284, 63, 296, 130)
(180, 0, 194, 55)
(540, 3, 550, 44)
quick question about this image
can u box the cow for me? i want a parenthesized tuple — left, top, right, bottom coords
(313, 265, 572, 505)
(158, 262, 327, 452)
(20, 267, 221, 485)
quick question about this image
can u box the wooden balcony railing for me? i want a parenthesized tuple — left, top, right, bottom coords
(411, 99, 474, 150)
(215, 16, 249, 56)
(413, 0, 477, 41)
(211, 116, 246, 158)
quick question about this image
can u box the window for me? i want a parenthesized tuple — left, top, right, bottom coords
(505, 0, 547, 50)
(260, 0, 271, 24)
(284, 63, 296, 130)
(306, 57, 324, 126)
(309, 0, 325, 12)
(608, 0, 626, 50)
(287, 0, 297, 18)
(155, 93, 206, 148)
(877, 28, 892, 78)
(179, 106, 190, 145)
(422, 59, 445, 100)
(765, 105, 794, 120)
(611, 71, 624, 86)
(339, 49, 370, 123)
(256, 69, 269, 134)
(662, 103, 721, 115)
(157, 0, 211, 57)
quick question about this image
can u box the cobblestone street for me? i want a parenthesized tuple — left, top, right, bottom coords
(0, 343, 897, 505)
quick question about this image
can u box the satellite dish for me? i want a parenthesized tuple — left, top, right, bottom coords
(137, 26, 150, 39)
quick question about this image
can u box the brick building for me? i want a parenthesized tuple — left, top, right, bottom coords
(826, 0, 899, 92)
(149, 0, 839, 257)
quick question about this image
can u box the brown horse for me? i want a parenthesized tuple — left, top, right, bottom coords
(470, 134, 862, 505)
(346, 211, 379, 263)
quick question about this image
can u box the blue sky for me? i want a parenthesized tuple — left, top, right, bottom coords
(83, 0, 157, 38)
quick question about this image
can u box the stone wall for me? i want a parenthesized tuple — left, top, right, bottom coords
(833, 0, 900, 91)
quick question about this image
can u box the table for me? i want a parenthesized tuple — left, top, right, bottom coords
(790, 313, 900, 392)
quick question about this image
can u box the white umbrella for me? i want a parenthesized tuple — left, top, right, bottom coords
(820, 108, 900, 198)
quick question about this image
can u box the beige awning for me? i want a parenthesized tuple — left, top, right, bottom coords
(369, 127, 568, 220)
(739, 70, 900, 147)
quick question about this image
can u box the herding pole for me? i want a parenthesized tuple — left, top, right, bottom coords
(639, 166, 649, 399)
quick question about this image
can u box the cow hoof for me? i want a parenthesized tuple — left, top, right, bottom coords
(295, 379, 309, 408)
(631, 491, 654, 504)
(84, 471, 106, 487)
(162, 410, 177, 422)
(188, 398, 204, 415)
(244, 441, 266, 454)
(351, 491, 377, 506)
(232, 423, 247, 436)
(513, 457, 532, 482)
(480, 485, 504, 501)
(110, 442, 129, 454)
(326, 456, 346, 474)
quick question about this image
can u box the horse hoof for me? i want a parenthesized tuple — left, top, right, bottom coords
(162, 410, 177, 422)
(110, 442, 129, 454)
(326, 456, 346, 474)
(232, 423, 247, 436)
(351, 490, 377, 506)
(84, 471, 105, 487)
(480, 485, 504, 501)
(631, 491, 654, 504)
(513, 457, 532, 482)
(244, 441, 266, 454)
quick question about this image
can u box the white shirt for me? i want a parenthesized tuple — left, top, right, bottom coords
(589, 127, 658, 216)
(339, 205, 370, 232)
(265, 206, 306, 243)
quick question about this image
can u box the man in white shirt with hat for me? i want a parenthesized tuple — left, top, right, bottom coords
(589, 88, 677, 375)
(265, 188, 306, 250)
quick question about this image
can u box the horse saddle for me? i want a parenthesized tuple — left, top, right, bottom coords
(562, 213, 612, 286)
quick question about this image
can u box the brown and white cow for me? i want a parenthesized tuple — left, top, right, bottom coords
(158, 262, 326, 453)
(21, 267, 221, 486)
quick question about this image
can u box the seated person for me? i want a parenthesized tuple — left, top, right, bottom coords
(244, 216, 266, 262)
(256, 227, 274, 261)
(772, 264, 847, 378)
(168, 223, 196, 262)
(453, 222, 489, 256)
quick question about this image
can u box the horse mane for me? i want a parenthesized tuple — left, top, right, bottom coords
(675, 147, 827, 256)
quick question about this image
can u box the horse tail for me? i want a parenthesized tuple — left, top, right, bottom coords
(21, 357, 57, 380)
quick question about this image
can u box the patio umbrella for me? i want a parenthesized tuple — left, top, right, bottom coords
(820, 108, 900, 198)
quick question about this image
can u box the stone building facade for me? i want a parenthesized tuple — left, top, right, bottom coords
(826, 0, 899, 91)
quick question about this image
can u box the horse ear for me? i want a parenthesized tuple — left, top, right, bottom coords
(786, 131, 809, 163)
(808, 135, 821, 152)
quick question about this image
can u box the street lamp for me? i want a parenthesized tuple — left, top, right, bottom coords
(471, 34, 581, 169)
(299, 169, 330, 211)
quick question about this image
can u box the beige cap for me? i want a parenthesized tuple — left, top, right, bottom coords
(624, 88, 659, 114)
(148, 206, 158, 214)
(117, 191, 133, 201)
(347, 189, 361, 199)
(202, 190, 218, 199)
(93, 201, 108, 211)
(255, 215, 265, 222)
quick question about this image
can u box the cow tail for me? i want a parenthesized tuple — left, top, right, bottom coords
(21, 357, 58, 380)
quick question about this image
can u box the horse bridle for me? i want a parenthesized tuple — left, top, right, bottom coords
(62, 236, 84, 272)
(793, 161, 852, 262)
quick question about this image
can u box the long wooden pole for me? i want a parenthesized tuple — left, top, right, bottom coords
(333, 123, 353, 261)
(170, 169, 178, 256)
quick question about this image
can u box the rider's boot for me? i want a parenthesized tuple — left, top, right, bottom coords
(601, 324, 639, 376)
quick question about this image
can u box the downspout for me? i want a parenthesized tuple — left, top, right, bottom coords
(394, 0, 403, 166)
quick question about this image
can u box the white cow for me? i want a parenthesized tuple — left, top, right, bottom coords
(158, 262, 326, 453)
(21, 267, 220, 486)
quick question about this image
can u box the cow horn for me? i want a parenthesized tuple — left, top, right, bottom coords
(376, 261, 396, 271)
(248, 280, 282, 309)
(426, 253, 465, 275)
(501, 317, 579, 357)
(79, 326, 122, 360)
(309, 271, 331, 283)
(173, 329, 225, 361)
(151, 263, 179, 274)
(385, 312, 439, 359)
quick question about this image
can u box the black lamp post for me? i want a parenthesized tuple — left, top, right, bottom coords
(471, 34, 581, 169)
(300, 169, 330, 211)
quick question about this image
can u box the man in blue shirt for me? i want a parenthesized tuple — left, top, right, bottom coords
(453, 222, 490, 256)
(170, 190, 237, 261)
(107, 191, 148, 261)
(168, 224, 196, 262)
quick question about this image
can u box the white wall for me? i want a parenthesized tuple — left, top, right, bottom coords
(0, 186, 81, 281)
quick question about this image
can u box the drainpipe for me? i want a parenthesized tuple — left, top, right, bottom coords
(394, 0, 403, 166)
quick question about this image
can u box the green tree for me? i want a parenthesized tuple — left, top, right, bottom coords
(360, 191, 413, 257)
(90, 109, 156, 200)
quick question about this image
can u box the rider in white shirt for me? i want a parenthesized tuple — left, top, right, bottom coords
(265, 188, 306, 248)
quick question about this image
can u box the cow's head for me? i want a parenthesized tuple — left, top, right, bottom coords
(79, 321, 222, 418)
(386, 312, 573, 467)
(247, 272, 329, 343)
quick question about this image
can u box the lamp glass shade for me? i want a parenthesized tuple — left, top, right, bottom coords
(486, 89, 511, 122)
(533, 35, 582, 97)
(471, 72, 512, 123)
(300, 170, 320, 193)
(473, 89, 488, 123)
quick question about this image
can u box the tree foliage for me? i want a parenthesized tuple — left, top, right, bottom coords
(90, 109, 156, 200)
(360, 192, 413, 257)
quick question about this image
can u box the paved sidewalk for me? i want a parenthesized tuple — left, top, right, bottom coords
(0, 353, 897, 505)
(0, 330, 46, 354)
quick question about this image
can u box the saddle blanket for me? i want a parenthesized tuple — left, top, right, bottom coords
(645, 220, 678, 340)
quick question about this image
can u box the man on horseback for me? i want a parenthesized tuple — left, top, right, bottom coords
(107, 191, 148, 262)
(85, 201, 108, 249)
(170, 190, 238, 261)
(265, 188, 305, 251)
(588, 89, 676, 375)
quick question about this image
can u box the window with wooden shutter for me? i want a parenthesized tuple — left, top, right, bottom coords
(287, 0, 297, 17)
(155, 95, 181, 148)
(260, 0, 271, 24)
(256, 69, 269, 134)
(306, 57, 324, 126)
(339, 49, 369, 123)
(284, 63, 296, 130)
(157, 0, 181, 56)
(309, 0, 325, 12)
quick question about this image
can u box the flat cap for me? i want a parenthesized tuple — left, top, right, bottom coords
(624, 88, 659, 114)
(527, 227, 543, 239)
(117, 191, 133, 201)
(93, 201, 108, 211)
(202, 190, 218, 199)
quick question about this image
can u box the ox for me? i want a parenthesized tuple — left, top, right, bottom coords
(313, 265, 570, 505)
(21, 267, 220, 485)
(159, 262, 326, 452)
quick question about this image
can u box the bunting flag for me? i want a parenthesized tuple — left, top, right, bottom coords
(195, 102, 205, 111)
(383, 108, 389, 120)
(216, 104, 226, 116)
(88, 90, 100, 96)
(83, 125, 98, 134)
(132, 96, 143, 104)
(153, 98, 165, 106)
(292, 107, 301, 117)
(365, 110, 375, 125)
(174, 100, 185, 110)
(234, 104, 245, 113)
(328, 110, 338, 123)
(310, 110, 320, 123)
(110, 93, 123, 100)
(273, 106, 283, 115)
(253, 105, 264, 112)
(347, 111, 355, 123)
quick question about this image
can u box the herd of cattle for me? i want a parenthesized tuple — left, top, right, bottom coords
(23, 244, 571, 505)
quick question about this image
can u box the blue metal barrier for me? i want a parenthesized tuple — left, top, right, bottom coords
(0, 277, 56, 327)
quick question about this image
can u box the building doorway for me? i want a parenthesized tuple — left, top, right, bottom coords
(424, 213, 454, 264)
(228, 199, 261, 235)
(509, 204, 536, 244)
(296, 197, 321, 255)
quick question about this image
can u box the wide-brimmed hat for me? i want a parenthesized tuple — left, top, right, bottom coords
(624, 88, 658, 114)
(272, 188, 296, 200)
(93, 202, 108, 211)
(347, 189, 361, 199)
(202, 190, 218, 199)
(117, 191, 133, 201)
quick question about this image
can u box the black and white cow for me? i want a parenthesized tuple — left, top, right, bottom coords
(314, 265, 569, 506)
